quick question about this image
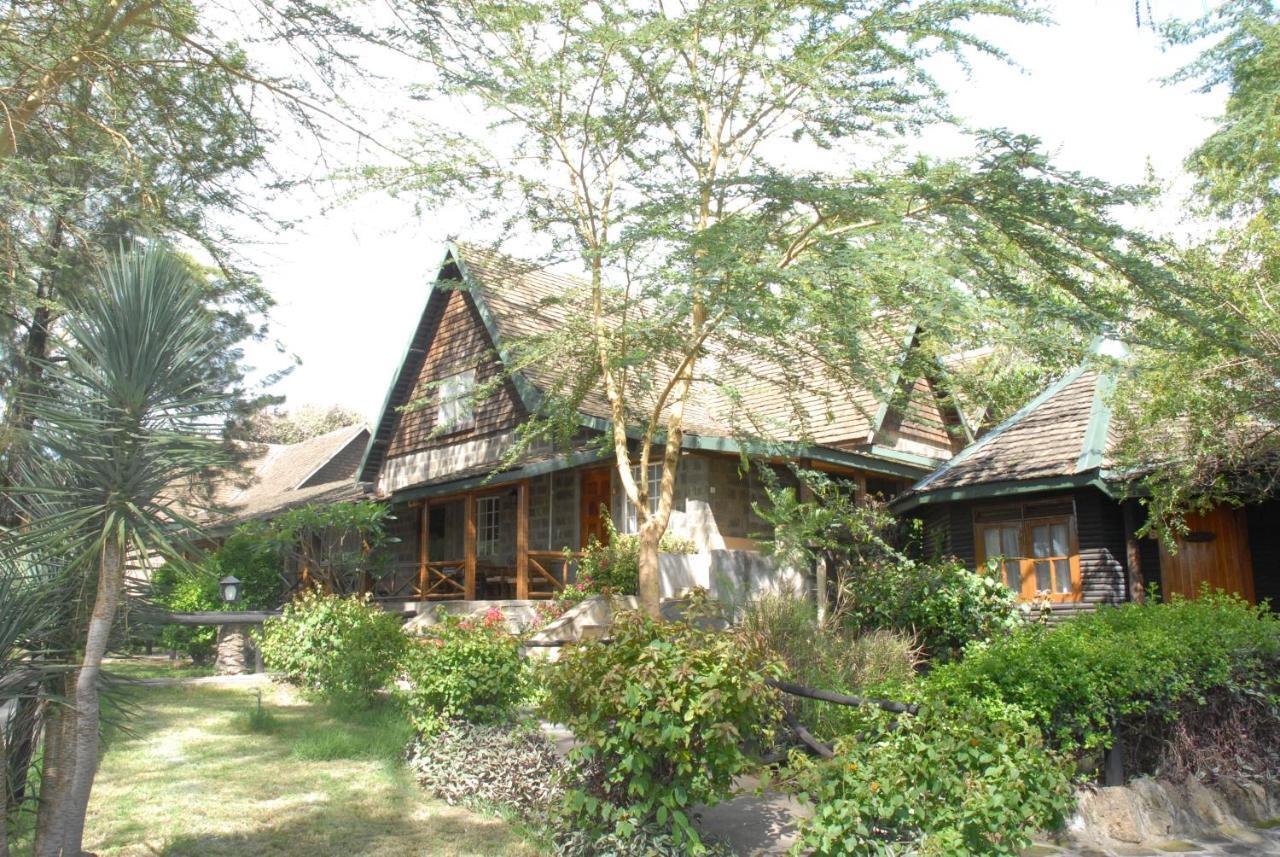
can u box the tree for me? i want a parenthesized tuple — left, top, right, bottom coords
(0, 0, 391, 521)
(4, 246, 244, 856)
(1108, 1, 1280, 530)
(385, 0, 1175, 616)
(233, 404, 366, 445)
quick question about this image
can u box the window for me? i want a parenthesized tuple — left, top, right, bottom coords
(975, 506, 1079, 601)
(622, 462, 664, 534)
(436, 369, 476, 431)
(477, 495, 501, 557)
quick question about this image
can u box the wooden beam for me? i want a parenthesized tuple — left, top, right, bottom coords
(1122, 500, 1145, 604)
(464, 494, 477, 600)
(516, 480, 530, 600)
(418, 500, 430, 599)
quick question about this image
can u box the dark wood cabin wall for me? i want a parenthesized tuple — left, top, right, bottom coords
(376, 504, 421, 598)
(1248, 499, 1280, 609)
(386, 288, 527, 459)
(912, 487, 1127, 614)
(887, 377, 953, 449)
(300, 434, 367, 488)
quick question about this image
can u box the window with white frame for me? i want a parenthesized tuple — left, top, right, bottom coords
(436, 368, 476, 431)
(477, 495, 501, 557)
(622, 462, 664, 534)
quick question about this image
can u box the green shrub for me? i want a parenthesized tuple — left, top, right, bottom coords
(404, 719, 567, 819)
(150, 564, 220, 663)
(574, 517, 696, 596)
(208, 530, 283, 609)
(541, 611, 781, 852)
(840, 556, 1021, 661)
(257, 590, 407, 705)
(794, 698, 1075, 857)
(398, 608, 526, 735)
(736, 596, 919, 740)
(924, 593, 1280, 758)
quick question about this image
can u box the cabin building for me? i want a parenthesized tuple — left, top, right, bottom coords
(357, 241, 967, 604)
(891, 359, 1279, 614)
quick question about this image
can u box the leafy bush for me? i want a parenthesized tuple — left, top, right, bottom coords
(541, 611, 781, 852)
(207, 530, 283, 609)
(554, 825, 736, 857)
(405, 719, 567, 819)
(794, 698, 1075, 857)
(149, 563, 219, 663)
(574, 517, 696, 596)
(736, 596, 919, 740)
(399, 608, 526, 735)
(924, 593, 1280, 762)
(257, 590, 407, 704)
(758, 478, 1019, 659)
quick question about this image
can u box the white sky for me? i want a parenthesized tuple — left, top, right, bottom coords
(237, 0, 1224, 424)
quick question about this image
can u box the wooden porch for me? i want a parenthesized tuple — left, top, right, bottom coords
(383, 478, 589, 602)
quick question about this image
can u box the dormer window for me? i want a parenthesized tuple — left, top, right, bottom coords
(437, 369, 476, 431)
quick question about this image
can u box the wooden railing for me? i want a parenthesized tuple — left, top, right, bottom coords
(527, 551, 583, 599)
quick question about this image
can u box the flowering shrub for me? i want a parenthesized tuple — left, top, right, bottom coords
(257, 590, 407, 704)
(542, 611, 781, 852)
(399, 608, 526, 735)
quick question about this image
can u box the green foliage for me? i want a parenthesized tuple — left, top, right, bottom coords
(541, 611, 781, 852)
(924, 593, 1280, 757)
(207, 531, 283, 609)
(794, 698, 1075, 857)
(246, 500, 393, 595)
(736, 596, 919, 740)
(257, 590, 407, 706)
(404, 720, 567, 819)
(574, 517, 696, 597)
(149, 563, 220, 663)
(760, 477, 1021, 660)
(398, 609, 527, 735)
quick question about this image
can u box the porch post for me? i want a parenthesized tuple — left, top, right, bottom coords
(1123, 500, 1145, 604)
(464, 494, 477, 600)
(417, 501, 429, 599)
(516, 480, 530, 600)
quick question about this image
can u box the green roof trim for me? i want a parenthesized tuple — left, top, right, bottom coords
(910, 363, 1089, 494)
(679, 433, 937, 480)
(356, 256, 450, 483)
(868, 323, 921, 440)
(389, 447, 613, 504)
(1076, 370, 1116, 473)
(890, 472, 1116, 513)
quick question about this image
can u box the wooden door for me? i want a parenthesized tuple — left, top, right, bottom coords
(1158, 506, 1256, 602)
(579, 466, 613, 548)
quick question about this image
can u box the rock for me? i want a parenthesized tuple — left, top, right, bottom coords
(1130, 777, 1179, 840)
(1079, 786, 1144, 844)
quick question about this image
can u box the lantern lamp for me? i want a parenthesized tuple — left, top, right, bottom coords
(219, 575, 242, 605)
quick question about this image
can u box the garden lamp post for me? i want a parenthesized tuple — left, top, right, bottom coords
(219, 575, 242, 605)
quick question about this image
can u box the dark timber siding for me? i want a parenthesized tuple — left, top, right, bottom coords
(1248, 498, 1280, 609)
(386, 288, 526, 460)
(912, 486, 1128, 615)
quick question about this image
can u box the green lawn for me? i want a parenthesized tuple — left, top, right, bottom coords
(102, 656, 217, 682)
(79, 681, 545, 856)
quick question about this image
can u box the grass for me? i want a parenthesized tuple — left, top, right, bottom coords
(53, 681, 545, 856)
(102, 655, 217, 682)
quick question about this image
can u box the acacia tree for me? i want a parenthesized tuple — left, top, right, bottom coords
(1109, 1, 1280, 528)
(386, 0, 1176, 616)
(6, 247, 242, 856)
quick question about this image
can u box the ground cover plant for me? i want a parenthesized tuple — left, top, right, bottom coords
(257, 590, 407, 705)
(541, 610, 782, 853)
(30, 682, 542, 857)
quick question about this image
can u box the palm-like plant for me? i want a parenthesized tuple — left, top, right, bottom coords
(6, 247, 242, 857)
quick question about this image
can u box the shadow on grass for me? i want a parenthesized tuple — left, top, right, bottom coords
(84, 683, 543, 857)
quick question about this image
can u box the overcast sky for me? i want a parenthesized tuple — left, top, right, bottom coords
(236, 0, 1224, 424)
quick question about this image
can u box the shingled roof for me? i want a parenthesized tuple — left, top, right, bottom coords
(200, 424, 372, 529)
(893, 360, 1118, 512)
(359, 241, 961, 486)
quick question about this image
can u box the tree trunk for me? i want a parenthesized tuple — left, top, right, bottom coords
(34, 677, 74, 857)
(60, 536, 125, 856)
(2, 721, 9, 857)
(637, 522, 662, 619)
